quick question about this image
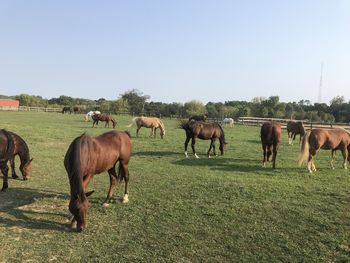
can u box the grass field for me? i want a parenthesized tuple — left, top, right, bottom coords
(0, 111, 349, 262)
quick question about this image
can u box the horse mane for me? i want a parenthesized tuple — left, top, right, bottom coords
(0, 129, 14, 162)
(9, 131, 30, 161)
(158, 119, 165, 132)
(124, 130, 131, 138)
(66, 133, 87, 197)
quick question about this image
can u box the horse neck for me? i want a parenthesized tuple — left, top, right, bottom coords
(15, 136, 30, 166)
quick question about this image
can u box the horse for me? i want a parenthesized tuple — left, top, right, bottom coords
(179, 120, 227, 158)
(222, 118, 234, 127)
(7, 131, 33, 181)
(0, 129, 14, 191)
(73, 106, 81, 114)
(189, 114, 207, 122)
(92, 113, 116, 128)
(260, 121, 282, 169)
(287, 121, 305, 145)
(298, 128, 350, 173)
(126, 116, 165, 139)
(85, 111, 101, 122)
(64, 130, 132, 232)
(62, 106, 72, 114)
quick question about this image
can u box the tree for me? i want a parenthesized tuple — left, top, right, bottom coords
(183, 100, 206, 117)
(120, 89, 150, 115)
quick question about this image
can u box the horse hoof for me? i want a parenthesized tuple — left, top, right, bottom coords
(102, 203, 110, 208)
(195, 154, 199, 159)
(121, 194, 129, 204)
(1, 188, 7, 192)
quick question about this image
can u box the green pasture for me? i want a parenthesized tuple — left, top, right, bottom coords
(0, 111, 349, 262)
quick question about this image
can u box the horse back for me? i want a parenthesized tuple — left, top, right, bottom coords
(261, 122, 281, 145)
(310, 128, 350, 150)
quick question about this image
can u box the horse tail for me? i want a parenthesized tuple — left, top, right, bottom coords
(298, 130, 311, 166)
(65, 134, 85, 197)
(126, 117, 138, 128)
(0, 129, 14, 162)
(217, 123, 227, 144)
(117, 163, 125, 185)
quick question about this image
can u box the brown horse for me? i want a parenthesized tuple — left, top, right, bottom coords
(62, 106, 72, 114)
(64, 130, 132, 232)
(127, 116, 165, 139)
(298, 128, 350, 173)
(287, 121, 305, 145)
(189, 114, 207, 122)
(180, 120, 227, 158)
(92, 113, 117, 128)
(260, 121, 282, 169)
(0, 129, 14, 191)
(7, 131, 33, 181)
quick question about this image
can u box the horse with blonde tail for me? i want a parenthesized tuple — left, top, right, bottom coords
(126, 116, 165, 139)
(298, 128, 350, 173)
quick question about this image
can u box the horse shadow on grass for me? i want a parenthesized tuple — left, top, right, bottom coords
(172, 157, 301, 175)
(0, 187, 69, 231)
(133, 151, 181, 157)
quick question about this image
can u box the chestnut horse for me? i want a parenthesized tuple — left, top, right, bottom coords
(180, 120, 227, 158)
(7, 131, 33, 181)
(0, 129, 14, 191)
(260, 121, 282, 169)
(287, 121, 305, 145)
(64, 130, 132, 231)
(92, 113, 116, 128)
(126, 116, 165, 139)
(298, 128, 350, 173)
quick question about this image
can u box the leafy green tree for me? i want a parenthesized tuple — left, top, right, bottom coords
(120, 89, 150, 115)
(183, 100, 206, 117)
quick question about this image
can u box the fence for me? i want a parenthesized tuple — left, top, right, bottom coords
(238, 117, 350, 131)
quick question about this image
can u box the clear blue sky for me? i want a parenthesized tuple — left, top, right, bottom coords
(0, 1, 349, 104)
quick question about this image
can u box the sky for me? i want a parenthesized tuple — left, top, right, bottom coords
(0, 0, 349, 104)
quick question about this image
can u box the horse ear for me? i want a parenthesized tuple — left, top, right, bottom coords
(29, 158, 33, 163)
(85, 190, 95, 197)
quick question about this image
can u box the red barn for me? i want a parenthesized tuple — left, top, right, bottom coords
(0, 99, 19, 110)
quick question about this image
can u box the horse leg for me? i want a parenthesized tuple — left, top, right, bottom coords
(292, 133, 297, 145)
(207, 139, 214, 158)
(267, 146, 272, 161)
(82, 174, 93, 191)
(341, 148, 348, 169)
(1, 163, 9, 191)
(136, 126, 141, 137)
(184, 135, 191, 158)
(287, 132, 291, 145)
(154, 128, 157, 138)
(272, 143, 278, 169)
(103, 168, 117, 207)
(10, 158, 18, 179)
(119, 161, 130, 203)
(191, 137, 199, 159)
(262, 144, 267, 167)
(212, 138, 217, 156)
(331, 150, 336, 170)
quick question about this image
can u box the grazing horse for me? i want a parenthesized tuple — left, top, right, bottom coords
(189, 114, 207, 122)
(84, 111, 101, 122)
(73, 106, 81, 114)
(64, 130, 132, 232)
(222, 118, 234, 127)
(298, 128, 350, 173)
(92, 113, 116, 128)
(287, 121, 305, 145)
(126, 117, 165, 139)
(180, 120, 227, 158)
(0, 129, 14, 191)
(7, 131, 33, 181)
(260, 121, 282, 169)
(62, 106, 72, 114)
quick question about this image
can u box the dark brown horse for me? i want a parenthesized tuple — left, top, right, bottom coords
(287, 121, 305, 145)
(62, 106, 72, 114)
(73, 106, 81, 114)
(0, 129, 33, 191)
(180, 120, 227, 158)
(260, 121, 282, 169)
(298, 128, 350, 173)
(0, 129, 14, 191)
(64, 130, 132, 231)
(92, 113, 117, 128)
(189, 114, 207, 122)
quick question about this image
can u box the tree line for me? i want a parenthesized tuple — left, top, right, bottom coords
(1, 90, 350, 123)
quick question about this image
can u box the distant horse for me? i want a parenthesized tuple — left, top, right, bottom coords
(127, 117, 166, 139)
(287, 121, 305, 145)
(180, 120, 227, 158)
(189, 114, 207, 122)
(7, 131, 33, 181)
(73, 107, 81, 114)
(260, 121, 282, 169)
(92, 113, 116, 128)
(85, 111, 101, 122)
(298, 128, 350, 173)
(222, 118, 234, 127)
(64, 130, 132, 232)
(62, 107, 72, 114)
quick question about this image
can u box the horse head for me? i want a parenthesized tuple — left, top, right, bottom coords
(69, 193, 89, 232)
(20, 158, 33, 180)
